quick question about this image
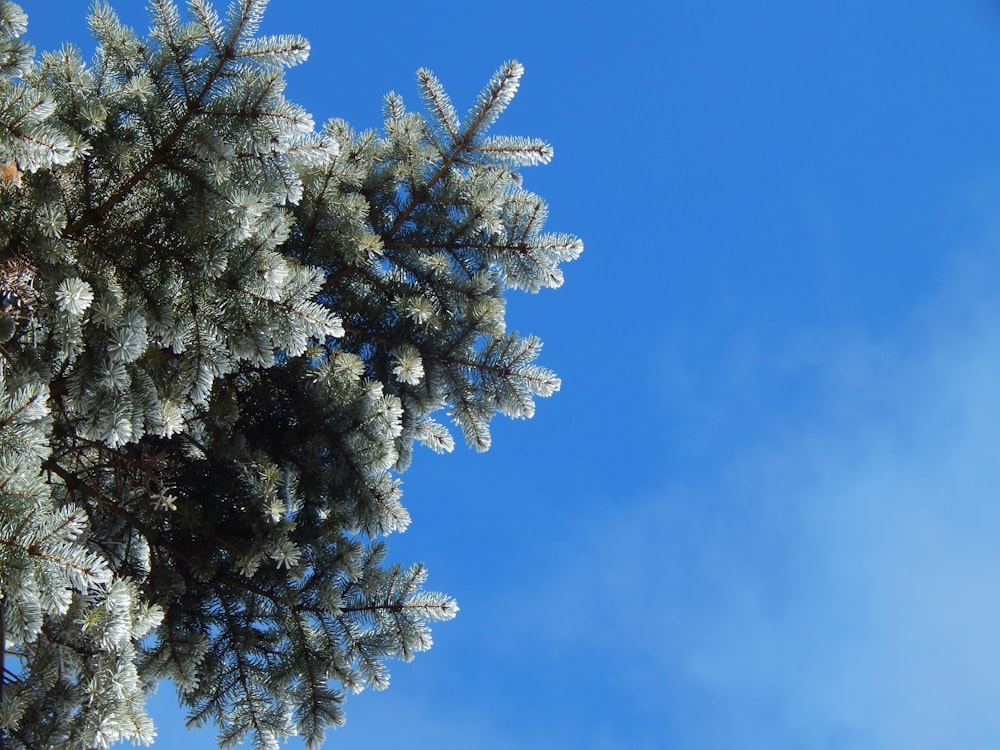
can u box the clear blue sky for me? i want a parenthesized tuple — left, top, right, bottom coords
(20, 1, 1000, 748)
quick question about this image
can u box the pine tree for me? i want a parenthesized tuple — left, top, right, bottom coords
(0, 1, 580, 747)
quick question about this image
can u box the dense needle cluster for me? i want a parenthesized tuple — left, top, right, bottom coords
(0, 1, 580, 747)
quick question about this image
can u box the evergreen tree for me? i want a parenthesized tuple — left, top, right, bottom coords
(0, 0, 579, 747)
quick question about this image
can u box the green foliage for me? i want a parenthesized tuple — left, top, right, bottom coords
(0, 1, 579, 747)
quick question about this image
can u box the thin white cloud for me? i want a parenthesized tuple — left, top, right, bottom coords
(501, 249, 1000, 749)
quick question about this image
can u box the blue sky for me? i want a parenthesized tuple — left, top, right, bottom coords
(20, 0, 1000, 748)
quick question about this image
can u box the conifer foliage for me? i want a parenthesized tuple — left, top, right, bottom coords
(0, 0, 579, 747)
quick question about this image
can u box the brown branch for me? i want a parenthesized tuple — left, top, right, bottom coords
(40, 458, 158, 546)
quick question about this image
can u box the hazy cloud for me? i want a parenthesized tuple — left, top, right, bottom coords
(508, 252, 1000, 749)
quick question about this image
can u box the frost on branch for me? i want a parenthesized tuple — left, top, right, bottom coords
(0, 1, 578, 748)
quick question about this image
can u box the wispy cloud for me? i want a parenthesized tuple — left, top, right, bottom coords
(501, 251, 1000, 749)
